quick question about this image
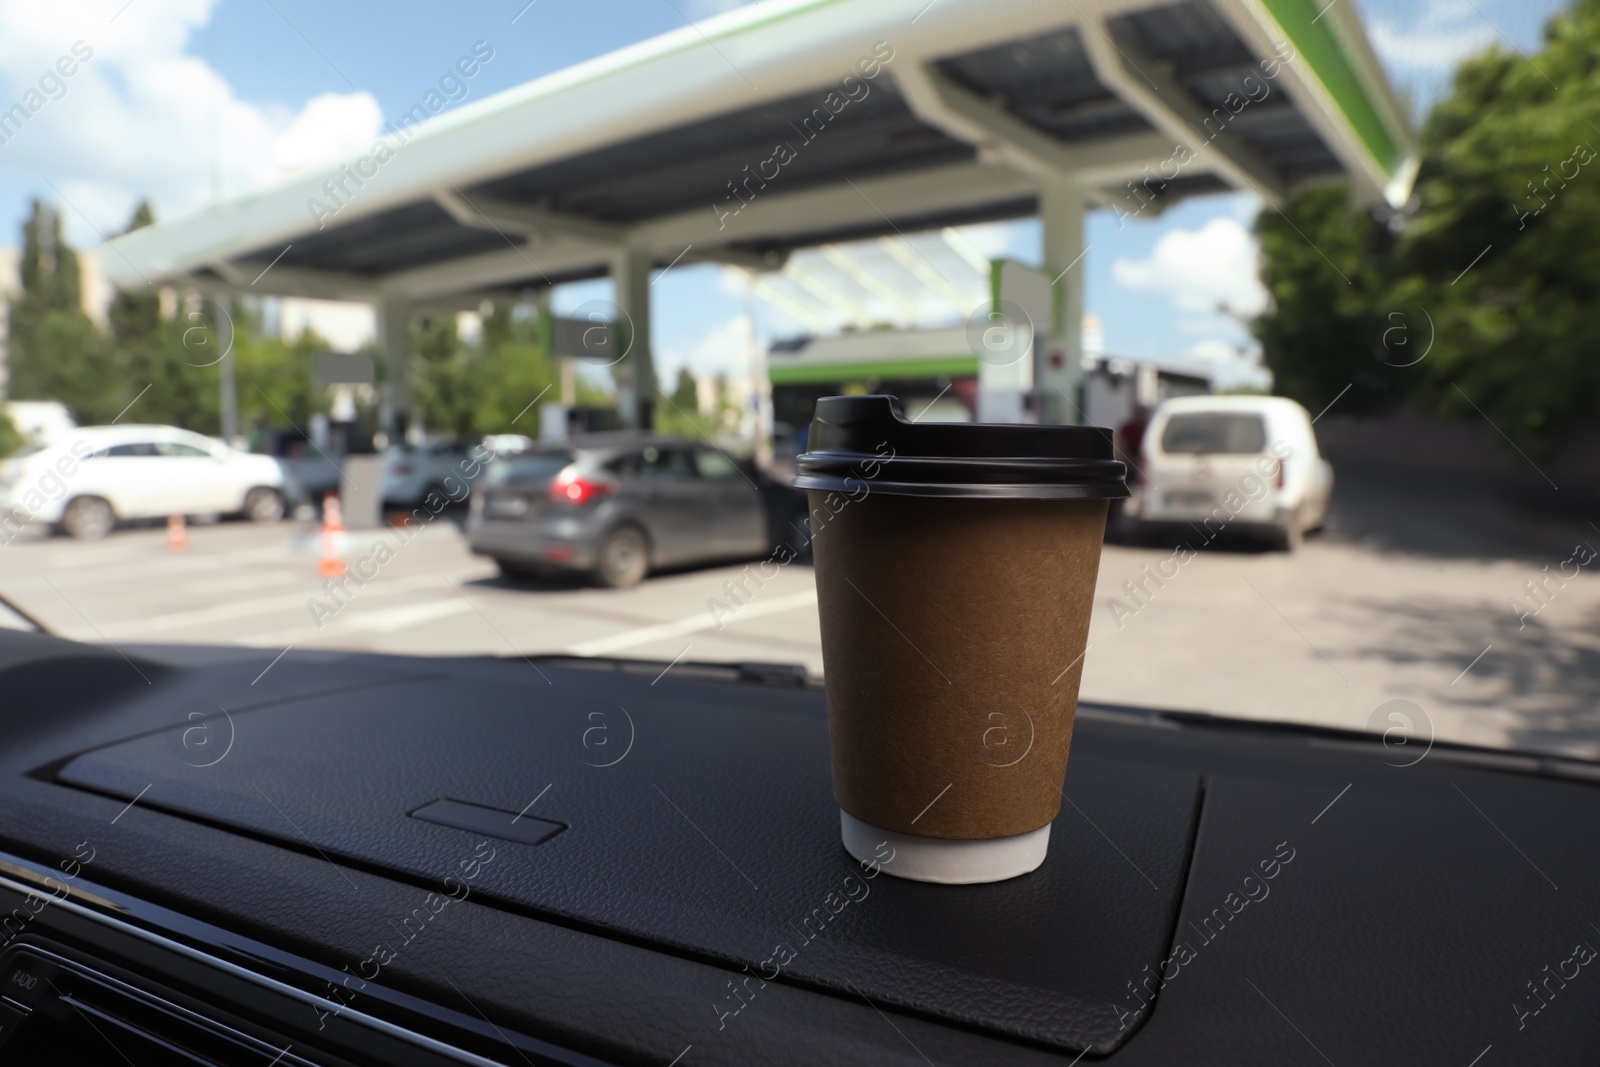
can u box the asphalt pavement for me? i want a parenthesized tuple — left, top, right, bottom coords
(4, 488, 1598, 761)
(0, 514, 823, 671)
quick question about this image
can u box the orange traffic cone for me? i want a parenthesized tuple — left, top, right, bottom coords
(167, 514, 188, 551)
(318, 494, 346, 578)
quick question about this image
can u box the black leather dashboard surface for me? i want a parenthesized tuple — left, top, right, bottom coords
(54, 671, 1201, 1054)
(3, 631, 1600, 1065)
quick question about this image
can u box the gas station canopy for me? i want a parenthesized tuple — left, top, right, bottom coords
(101, 0, 1413, 429)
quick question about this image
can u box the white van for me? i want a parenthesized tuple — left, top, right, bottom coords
(1125, 395, 1333, 551)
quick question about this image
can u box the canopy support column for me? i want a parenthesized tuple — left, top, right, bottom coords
(611, 246, 655, 430)
(217, 298, 239, 444)
(1039, 178, 1086, 426)
(377, 296, 412, 444)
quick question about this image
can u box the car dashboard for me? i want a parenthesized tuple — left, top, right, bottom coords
(0, 630, 1597, 1065)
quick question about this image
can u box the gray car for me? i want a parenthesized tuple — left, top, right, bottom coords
(466, 435, 789, 587)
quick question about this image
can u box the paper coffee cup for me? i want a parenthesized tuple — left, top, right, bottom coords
(794, 396, 1127, 884)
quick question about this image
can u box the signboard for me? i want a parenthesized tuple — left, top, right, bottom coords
(314, 351, 375, 387)
(550, 316, 613, 360)
(974, 259, 1051, 423)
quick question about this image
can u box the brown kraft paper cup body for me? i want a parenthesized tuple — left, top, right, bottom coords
(811, 490, 1108, 841)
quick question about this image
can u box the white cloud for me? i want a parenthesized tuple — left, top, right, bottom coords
(272, 92, 385, 175)
(1184, 339, 1246, 364)
(1110, 217, 1266, 318)
(1175, 316, 1221, 335)
(677, 314, 755, 379)
(0, 0, 381, 243)
(1183, 340, 1272, 391)
(1368, 0, 1496, 74)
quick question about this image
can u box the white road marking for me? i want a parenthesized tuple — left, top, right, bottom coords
(566, 589, 818, 656)
(349, 599, 476, 633)
(87, 567, 492, 639)
(183, 569, 310, 596)
(9, 545, 303, 590)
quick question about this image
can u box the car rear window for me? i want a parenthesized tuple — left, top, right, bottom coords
(484, 452, 573, 486)
(1159, 413, 1268, 455)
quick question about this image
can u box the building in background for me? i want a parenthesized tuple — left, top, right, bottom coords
(767, 326, 975, 454)
(762, 251, 1107, 448)
(273, 298, 377, 351)
(1082, 355, 1212, 435)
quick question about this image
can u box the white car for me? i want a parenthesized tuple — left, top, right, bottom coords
(380, 438, 481, 506)
(1125, 395, 1333, 551)
(0, 425, 288, 541)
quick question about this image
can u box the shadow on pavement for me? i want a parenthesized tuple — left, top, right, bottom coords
(1317, 469, 1592, 565)
(471, 569, 590, 593)
(1116, 524, 1282, 555)
(1345, 594, 1600, 760)
(471, 554, 817, 594)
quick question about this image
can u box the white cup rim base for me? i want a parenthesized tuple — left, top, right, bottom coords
(840, 810, 1050, 884)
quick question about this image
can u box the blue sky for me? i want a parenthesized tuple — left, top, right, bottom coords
(0, 0, 1568, 393)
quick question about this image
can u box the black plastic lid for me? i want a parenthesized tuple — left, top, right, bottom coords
(793, 395, 1128, 499)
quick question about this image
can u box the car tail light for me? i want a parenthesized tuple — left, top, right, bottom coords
(391, 462, 414, 475)
(1276, 461, 1286, 490)
(549, 470, 611, 505)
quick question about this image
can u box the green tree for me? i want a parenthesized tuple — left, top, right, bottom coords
(656, 366, 727, 440)
(1253, 0, 1600, 447)
(713, 373, 742, 434)
(108, 202, 160, 352)
(410, 311, 479, 435)
(6, 200, 130, 423)
(662, 367, 699, 418)
(236, 322, 325, 435)
(408, 303, 563, 437)
(1389, 0, 1600, 446)
(473, 302, 558, 434)
(110, 201, 216, 431)
(1253, 188, 1407, 417)
(0, 411, 22, 458)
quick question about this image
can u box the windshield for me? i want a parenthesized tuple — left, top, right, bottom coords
(0, 0, 1590, 772)
(483, 453, 575, 486)
(1159, 414, 1268, 455)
